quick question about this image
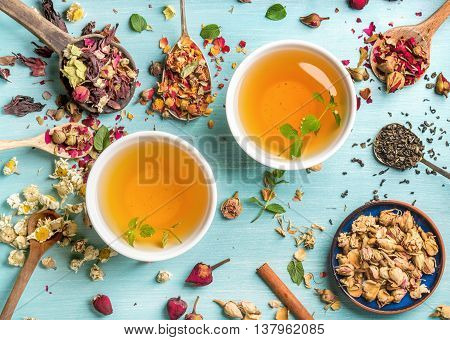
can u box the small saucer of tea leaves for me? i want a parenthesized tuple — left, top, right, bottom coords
(330, 200, 445, 314)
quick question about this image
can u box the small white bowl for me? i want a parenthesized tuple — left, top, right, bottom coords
(86, 131, 217, 262)
(226, 40, 356, 170)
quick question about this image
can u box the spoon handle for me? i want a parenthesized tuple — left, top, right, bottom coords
(0, 0, 73, 54)
(180, 0, 188, 36)
(421, 158, 450, 180)
(0, 249, 41, 320)
(0, 139, 35, 151)
(417, 0, 450, 39)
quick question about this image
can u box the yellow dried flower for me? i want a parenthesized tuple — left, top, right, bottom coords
(163, 5, 176, 20)
(3, 157, 18, 176)
(66, 2, 85, 22)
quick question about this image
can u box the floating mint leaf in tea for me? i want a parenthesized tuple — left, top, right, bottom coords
(373, 123, 450, 179)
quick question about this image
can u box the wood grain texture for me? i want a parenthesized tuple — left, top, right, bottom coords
(0, 0, 448, 320)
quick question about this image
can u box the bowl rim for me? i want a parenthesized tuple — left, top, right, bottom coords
(225, 39, 357, 170)
(329, 199, 446, 315)
(85, 131, 217, 262)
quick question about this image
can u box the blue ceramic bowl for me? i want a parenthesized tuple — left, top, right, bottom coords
(330, 200, 445, 314)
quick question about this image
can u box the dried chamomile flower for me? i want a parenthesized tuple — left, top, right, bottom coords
(6, 193, 21, 209)
(163, 5, 176, 20)
(3, 157, 19, 176)
(13, 235, 28, 249)
(50, 159, 69, 179)
(53, 178, 74, 199)
(64, 203, 83, 215)
(0, 224, 16, 244)
(66, 2, 85, 22)
(83, 245, 99, 261)
(311, 223, 326, 231)
(72, 239, 88, 253)
(23, 185, 40, 203)
(58, 237, 71, 247)
(315, 289, 341, 311)
(63, 220, 77, 237)
(430, 305, 450, 320)
(17, 201, 38, 215)
(41, 256, 56, 269)
(156, 270, 172, 283)
(268, 300, 282, 309)
(38, 194, 60, 210)
(90, 264, 104, 281)
(0, 214, 13, 229)
(8, 249, 26, 267)
(275, 307, 289, 320)
(98, 247, 118, 263)
(69, 258, 85, 272)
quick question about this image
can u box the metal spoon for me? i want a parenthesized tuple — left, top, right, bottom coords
(370, 0, 450, 83)
(373, 123, 450, 179)
(161, 0, 212, 121)
(0, 0, 137, 114)
(0, 123, 93, 159)
(0, 210, 61, 320)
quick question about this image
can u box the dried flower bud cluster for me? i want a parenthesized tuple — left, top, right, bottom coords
(336, 209, 439, 308)
(220, 192, 242, 219)
(300, 13, 329, 28)
(46, 124, 93, 158)
(214, 299, 261, 320)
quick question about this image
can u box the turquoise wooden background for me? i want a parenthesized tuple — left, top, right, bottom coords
(0, 0, 448, 320)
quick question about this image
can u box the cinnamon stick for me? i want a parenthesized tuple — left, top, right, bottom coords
(257, 262, 313, 320)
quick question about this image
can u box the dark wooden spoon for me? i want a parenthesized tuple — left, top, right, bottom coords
(0, 210, 61, 320)
(0, 0, 137, 113)
(370, 0, 450, 83)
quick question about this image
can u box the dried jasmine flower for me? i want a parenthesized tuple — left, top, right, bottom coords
(156, 270, 172, 283)
(3, 95, 45, 117)
(41, 256, 57, 269)
(3, 157, 19, 176)
(66, 2, 85, 22)
(69, 258, 85, 272)
(275, 307, 289, 320)
(435, 72, 449, 97)
(41, 0, 68, 33)
(430, 305, 450, 320)
(221, 192, 242, 219)
(8, 249, 26, 267)
(300, 13, 329, 28)
(90, 264, 104, 281)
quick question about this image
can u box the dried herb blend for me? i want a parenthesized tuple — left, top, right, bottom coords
(60, 27, 138, 113)
(45, 124, 93, 158)
(153, 37, 214, 119)
(374, 123, 424, 170)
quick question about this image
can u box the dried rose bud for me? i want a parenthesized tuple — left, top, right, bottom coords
(300, 13, 329, 28)
(386, 71, 405, 93)
(220, 192, 242, 219)
(185, 296, 203, 320)
(92, 294, 113, 315)
(185, 258, 230, 286)
(140, 88, 155, 101)
(377, 55, 396, 74)
(51, 130, 66, 145)
(149, 61, 163, 77)
(348, 0, 369, 10)
(167, 297, 187, 320)
(347, 67, 369, 82)
(435, 72, 449, 98)
(72, 85, 90, 103)
(261, 188, 275, 201)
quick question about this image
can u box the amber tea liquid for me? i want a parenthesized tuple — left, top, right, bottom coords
(99, 139, 211, 249)
(238, 48, 348, 159)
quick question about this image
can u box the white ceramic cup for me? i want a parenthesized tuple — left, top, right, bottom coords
(226, 40, 356, 170)
(86, 131, 217, 262)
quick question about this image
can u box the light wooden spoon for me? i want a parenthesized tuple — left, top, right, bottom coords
(370, 0, 450, 82)
(0, 123, 93, 159)
(0, 0, 137, 113)
(0, 210, 61, 320)
(161, 0, 212, 121)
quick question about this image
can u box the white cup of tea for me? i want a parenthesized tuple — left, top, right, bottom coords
(86, 131, 217, 262)
(226, 40, 357, 170)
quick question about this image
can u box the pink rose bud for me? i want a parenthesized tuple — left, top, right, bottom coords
(348, 0, 369, 10)
(185, 258, 230, 286)
(167, 297, 187, 320)
(141, 88, 155, 101)
(92, 294, 113, 315)
(72, 85, 90, 103)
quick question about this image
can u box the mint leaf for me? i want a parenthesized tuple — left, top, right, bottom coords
(265, 4, 287, 21)
(249, 197, 264, 207)
(280, 123, 298, 139)
(326, 94, 337, 110)
(128, 217, 138, 229)
(130, 14, 151, 33)
(94, 126, 109, 152)
(301, 114, 321, 135)
(266, 203, 286, 214)
(287, 259, 304, 285)
(140, 224, 155, 238)
(200, 24, 221, 40)
(126, 229, 136, 247)
(333, 110, 341, 126)
(312, 92, 324, 103)
(290, 136, 303, 158)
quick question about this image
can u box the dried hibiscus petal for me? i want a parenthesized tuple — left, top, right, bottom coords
(32, 42, 54, 58)
(3, 95, 45, 117)
(185, 258, 230, 286)
(14, 53, 47, 77)
(41, 0, 68, 33)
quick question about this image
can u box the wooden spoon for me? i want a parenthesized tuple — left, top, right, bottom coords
(370, 0, 450, 82)
(161, 0, 212, 121)
(0, 123, 93, 159)
(0, 0, 137, 113)
(0, 210, 61, 320)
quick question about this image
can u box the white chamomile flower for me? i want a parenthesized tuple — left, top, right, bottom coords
(50, 159, 69, 179)
(0, 214, 13, 229)
(38, 194, 60, 210)
(27, 225, 54, 243)
(64, 203, 83, 215)
(53, 178, 74, 199)
(13, 235, 28, 250)
(23, 184, 40, 203)
(13, 218, 28, 236)
(17, 201, 38, 215)
(3, 157, 18, 176)
(8, 249, 26, 267)
(6, 193, 21, 209)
